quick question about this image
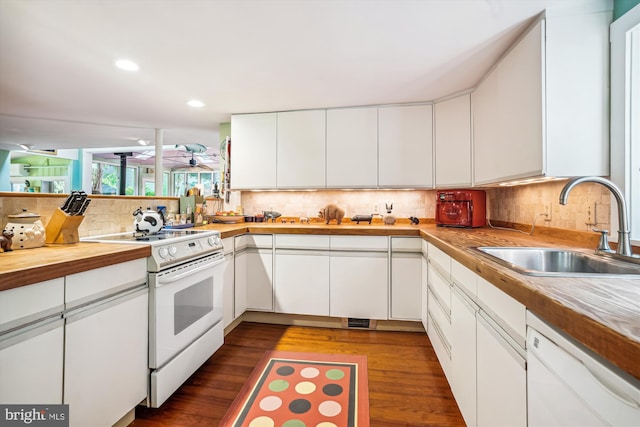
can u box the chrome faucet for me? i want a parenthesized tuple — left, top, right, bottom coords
(559, 176, 633, 257)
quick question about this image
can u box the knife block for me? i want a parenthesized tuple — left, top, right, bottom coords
(45, 208, 85, 244)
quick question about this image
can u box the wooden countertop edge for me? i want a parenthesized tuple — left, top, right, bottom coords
(0, 244, 151, 292)
(207, 223, 423, 239)
(421, 230, 640, 381)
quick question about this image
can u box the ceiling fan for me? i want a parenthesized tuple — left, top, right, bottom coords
(162, 144, 220, 168)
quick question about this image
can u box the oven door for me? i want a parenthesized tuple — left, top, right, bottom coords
(149, 253, 224, 369)
(436, 201, 472, 227)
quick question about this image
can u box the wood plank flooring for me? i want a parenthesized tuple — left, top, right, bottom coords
(132, 322, 465, 426)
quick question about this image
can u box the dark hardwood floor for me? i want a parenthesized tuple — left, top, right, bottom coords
(133, 322, 465, 426)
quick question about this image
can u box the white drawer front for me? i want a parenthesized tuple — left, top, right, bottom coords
(477, 277, 526, 345)
(235, 234, 273, 250)
(330, 235, 388, 251)
(275, 234, 330, 250)
(451, 259, 477, 297)
(428, 242, 451, 277)
(428, 264, 451, 313)
(0, 278, 64, 330)
(428, 289, 452, 342)
(65, 259, 147, 306)
(391, 237, 422, 252)
(428, 312, 452, 377)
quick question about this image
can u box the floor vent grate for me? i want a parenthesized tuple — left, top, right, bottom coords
(342, 318, 377, 329)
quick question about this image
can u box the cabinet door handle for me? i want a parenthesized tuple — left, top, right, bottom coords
(0, 315, 64, 350)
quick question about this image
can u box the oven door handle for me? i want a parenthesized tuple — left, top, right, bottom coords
(156, 257, 223, 286)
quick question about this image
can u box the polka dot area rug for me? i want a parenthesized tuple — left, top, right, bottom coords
(219, 351, 370, 427)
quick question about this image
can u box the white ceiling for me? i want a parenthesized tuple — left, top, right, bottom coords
(0, 0, 600, 163)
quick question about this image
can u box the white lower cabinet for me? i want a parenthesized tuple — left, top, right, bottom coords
(420, 246, 429, 331)
(64, 287, 148, 427)
(450, 287, 478, 427)
(274, 251, 329, 315)
(222, 237, 235, 327)
(275, 235, 330, 316)
(235, 234, 273, 312)
(246, 249, 273, 311)
(330, 253, 388, 319)
(476, 312, 527, 427)
(427, 247, 453, 378)
(390, 237, 422, 321)
(0, 318, 64, 404)
(329, 236, 388, 320)
(427, 245, 526, 427)
(0, 278, 65, 404)
(234, 250, 248, 317)
(64, 259, 148, 427)
(427, 288, 452, 377)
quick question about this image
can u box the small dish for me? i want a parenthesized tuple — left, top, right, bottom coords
(213, 215, 245, 223)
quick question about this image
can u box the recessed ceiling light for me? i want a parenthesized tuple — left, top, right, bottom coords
(19, 144, 32, 150)
(138, 139, 150, 146)
(187, 100, 205, 108)
(115, 59, 139, 71)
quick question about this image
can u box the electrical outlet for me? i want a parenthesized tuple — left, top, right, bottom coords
(544, 204, 552, 221)
(373, 204, 379, 214)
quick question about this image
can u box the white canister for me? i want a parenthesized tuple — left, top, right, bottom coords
(4, 209, 46, 249)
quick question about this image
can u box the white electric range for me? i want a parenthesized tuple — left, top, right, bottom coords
(82, 228, 225, 407)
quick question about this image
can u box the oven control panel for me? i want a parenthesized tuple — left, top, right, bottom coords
(149, 232, 223, 272)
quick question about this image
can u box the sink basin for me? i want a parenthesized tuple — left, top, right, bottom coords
(473, 247, 640, 277)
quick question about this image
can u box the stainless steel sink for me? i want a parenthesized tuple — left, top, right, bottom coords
(473, 247, 640, 277)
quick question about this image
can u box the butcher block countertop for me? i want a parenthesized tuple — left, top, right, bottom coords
(204, 222, 640, 381)
(1, 222, 638, 381)
(0, 243, 150, 292)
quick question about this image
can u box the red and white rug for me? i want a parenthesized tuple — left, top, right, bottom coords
(220, 350, 370, 427)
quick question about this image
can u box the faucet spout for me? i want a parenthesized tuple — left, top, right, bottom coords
(559, 176, 632, 257)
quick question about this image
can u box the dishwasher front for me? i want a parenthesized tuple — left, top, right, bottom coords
(527, 314, 640, 427)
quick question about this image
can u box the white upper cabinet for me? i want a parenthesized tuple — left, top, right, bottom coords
(231, 113, 277, 189)
(473, 11, 610, 185)
(326, 107, 378, 188)
(378, 104, 433, 188)
(434, 94, 471, 187)
(473, 21, 544, 184)
(277, 109, 326, 188)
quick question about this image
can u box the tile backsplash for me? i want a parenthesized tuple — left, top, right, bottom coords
(1, 180, 611, 236)
(240, 180, 611, 231)
(487, 180, 611, 232)
(239, 190, 435, 220)
(0, 195, 179, 237)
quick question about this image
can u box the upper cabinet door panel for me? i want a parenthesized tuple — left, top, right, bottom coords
(326, 107, 378, 188)
(545, 11, 610, 177)
(496, 20, 544, 178)
(473, 13, 609, 185)
(231, 113, 277, 189)
(473, 20, 544, 185)
(277, 110, 326, 188)
(434, 94, 471, 187)
(378, 104, 433, 188)
(472, 69, 500, 185)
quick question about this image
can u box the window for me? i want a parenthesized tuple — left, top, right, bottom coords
(610, 4, 640, 244)
(171, 170, 221, 197)
(91, 161, 137, 195)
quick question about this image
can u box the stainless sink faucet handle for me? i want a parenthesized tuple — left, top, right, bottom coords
(591, 228, 614, 254)
(559, 176, 632, 257)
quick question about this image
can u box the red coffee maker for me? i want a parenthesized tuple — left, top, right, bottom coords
(435, 190, 486, 228)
